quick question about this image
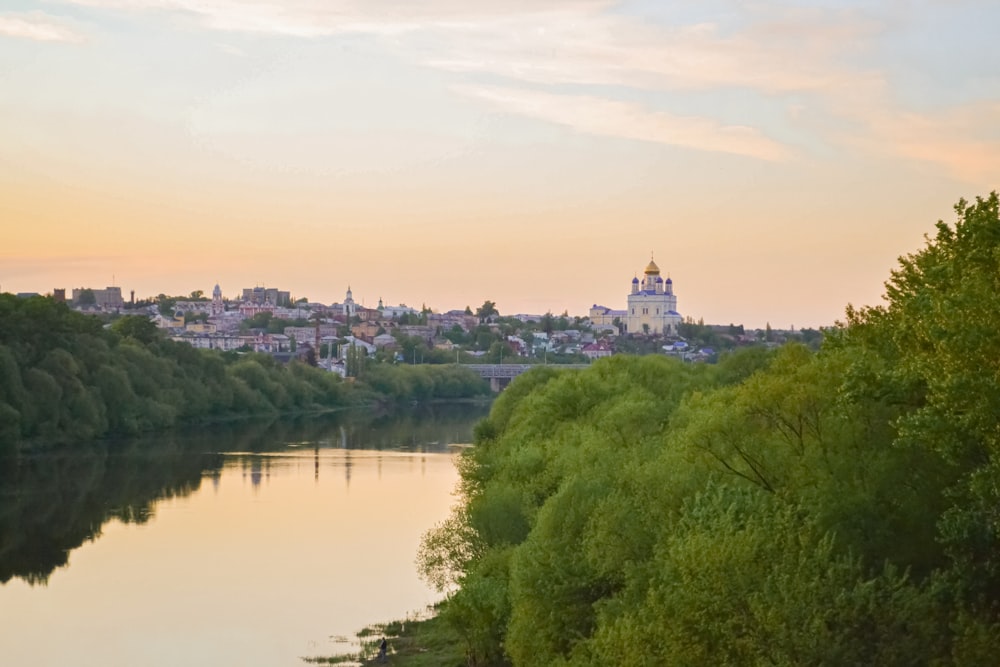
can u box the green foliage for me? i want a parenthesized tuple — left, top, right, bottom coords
(239, 311, 309, 333)
(75, 288, 96, 306)
(841, 192, 1000, 598)
(417, 193, 1000, 667)
(476, 300, 499, 323)
(0, 293, 496, 456)
(0, 295, 382, 453)
(345, 343, 366, 378)
(111, 314, 159, 344)
(156, 293, 176, 315)
(360, 365, 490, 402)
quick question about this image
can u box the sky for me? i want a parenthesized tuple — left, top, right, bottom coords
(1, 0, 998, 328)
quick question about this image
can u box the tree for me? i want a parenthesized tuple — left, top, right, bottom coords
(485, 341, 511, 364)
(111, 315, 158, 344)
(346, 343, 365, 377)
(843, 191, 1000, 600)
(157, 294, 176, 315)
(417, 194, 1000, 666)
(540, 311, 555, 335)
(76, 289, 96, 306)
(476, 300, 499, 323)
(189, 290, 205, 300)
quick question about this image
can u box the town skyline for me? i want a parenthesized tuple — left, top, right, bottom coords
(3, 1, 998, 329)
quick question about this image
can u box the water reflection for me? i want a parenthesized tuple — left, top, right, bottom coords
(0, 441, 224, 585)
(0, 402, 487, 667)
(0, 402, 488, 586)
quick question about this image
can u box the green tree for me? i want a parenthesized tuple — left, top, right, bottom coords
(476, 300, 499, 323)
(417, 193, 1000, 667)
(843, 191, 1000, 600)
(157, 294, 176, 315)
(111, 315, 159, 344)
(75, 289, 96, 306)
(540, 311, 555, 335)
(345, 344, 366, 378)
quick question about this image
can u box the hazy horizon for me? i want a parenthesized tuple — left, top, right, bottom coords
(3, 1, 997, 329)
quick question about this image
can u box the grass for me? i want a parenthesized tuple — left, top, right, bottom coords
(302, 604, 467, 667)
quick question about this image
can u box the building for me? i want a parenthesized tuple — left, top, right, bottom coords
(339, 336, 376, 358)
(626, 257, 681, 336)
(429, 311, 478, 332)
(582, 341, 613, 360)
(589, 304, 626, 328)
(241, 286, 290, 307)
(72, 286, 124, 309)
(238, 301, 275, 318)
(284, 325, 339, 346)
(373, 333, 398, 349)
(381, 303, 418, 319)
(170, 332, 246, 351)
(350, 320, 381, 340)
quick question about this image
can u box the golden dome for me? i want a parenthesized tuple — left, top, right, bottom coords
(644, 259, 660, 275)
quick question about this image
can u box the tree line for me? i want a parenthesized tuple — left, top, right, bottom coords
(418, 193, 1000, 665)
(0, 297, 489, 457)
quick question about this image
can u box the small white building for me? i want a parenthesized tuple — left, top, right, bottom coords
(339, 336, 376, 358)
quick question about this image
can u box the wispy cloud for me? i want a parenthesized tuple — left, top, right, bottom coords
(65, 1, 878, 95)
(52, 0, 1000, 179)
(859, 101, 1000, 186)
(63, 0, 610, 36)
(423, 11, 883, 96)
(456, 84, 792, 161)
(0, 13, 84, 42)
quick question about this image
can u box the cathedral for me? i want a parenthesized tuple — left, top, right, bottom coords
(627, 257, 681, 336)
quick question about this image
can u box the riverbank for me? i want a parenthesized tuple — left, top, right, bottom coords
(304, 606, 465, 667)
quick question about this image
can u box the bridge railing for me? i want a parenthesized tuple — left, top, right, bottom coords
(464, 363, 590, 378)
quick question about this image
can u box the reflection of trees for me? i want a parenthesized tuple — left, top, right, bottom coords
(342, 403, 490, 452)
(194, 403, 490, 453)
(0, 403, 488, 584)
(0, 438, 224, 585)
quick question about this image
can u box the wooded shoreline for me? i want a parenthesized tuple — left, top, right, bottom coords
(0, 294, 491, 457)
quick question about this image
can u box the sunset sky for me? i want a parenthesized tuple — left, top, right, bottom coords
(2, 0, 997, 328)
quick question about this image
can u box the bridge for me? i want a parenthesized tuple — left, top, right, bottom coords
(464, 363, 591, 391)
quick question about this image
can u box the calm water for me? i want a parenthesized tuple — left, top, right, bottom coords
(0, 403, 489, 667)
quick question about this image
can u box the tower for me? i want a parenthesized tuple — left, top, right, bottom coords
(212, 283, 224, 316)
(344, 286, 356, 317)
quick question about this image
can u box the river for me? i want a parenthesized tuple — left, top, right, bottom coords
(0, 403, 489, 667)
